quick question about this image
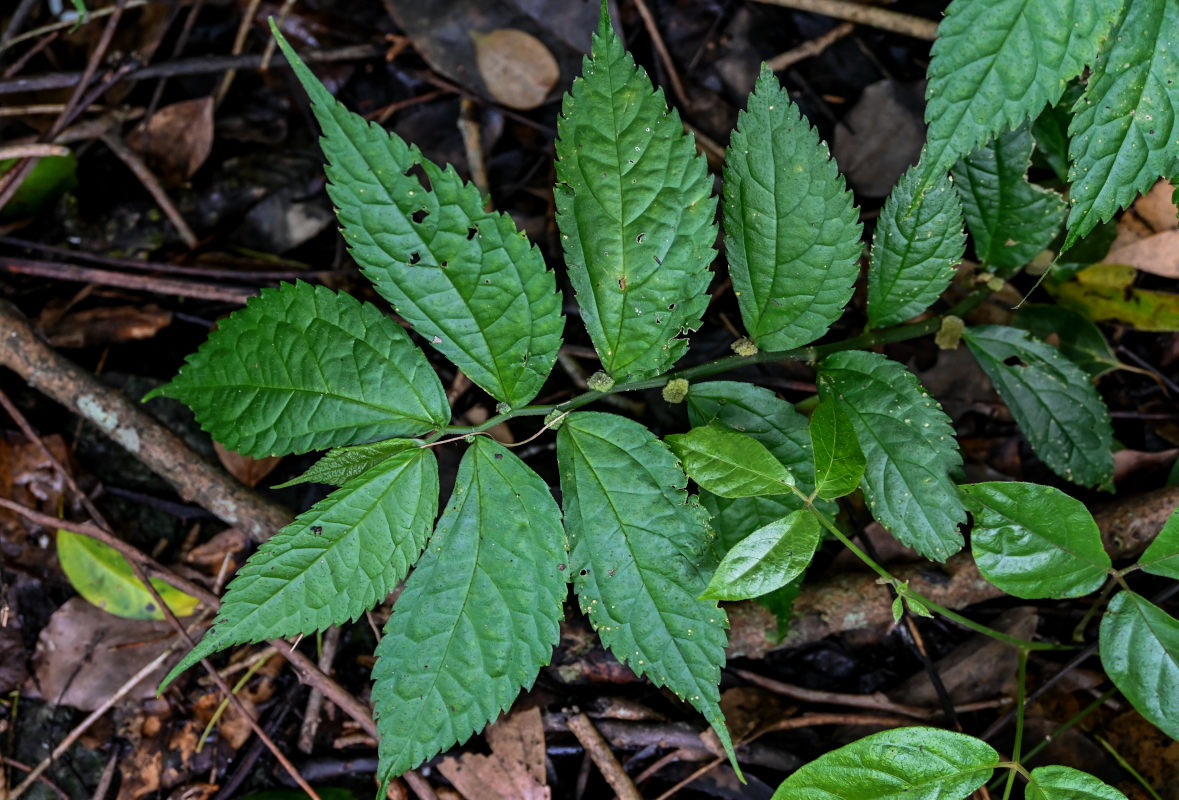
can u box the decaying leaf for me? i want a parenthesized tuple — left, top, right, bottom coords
(472, 29, 560, 110)
(213, 440, 283, 488)
(127, 97, 215, 182)
(438, 707, 550, 800)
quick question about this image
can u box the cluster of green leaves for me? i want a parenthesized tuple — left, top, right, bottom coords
(148, 0, 1179, 795)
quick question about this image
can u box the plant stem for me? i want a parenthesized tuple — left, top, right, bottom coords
(1001, 649, 1029, 800)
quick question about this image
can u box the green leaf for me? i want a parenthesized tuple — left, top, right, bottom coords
(961, 481, 1111, 599)
(1065, 0, 1179, 248)
(1032, 83, 1085, 183)
(962, 325, 1114, 488)
(686, 381, 832, 550)
(922, 0, 1122, 179)
(0, 153, 78, 220)
(1012, 304, 1120, 378)
(557, 412, 738, 772)
(1099, 590, 1179, 740)
(818, 350, 966, 562)
(1138, 506, 1179, 580)
(759, 575, 805, 642)
(273, 439, 418, 488)
(770, 726, 999, 800)
(146, 282, 449, 458)
(553, 9, 715, 379)
(1026, 765, 1129, 800)
(57, 530, 198, 620)
(867, 165, 965, 328)
(700, 510, 820, 601)
(723, 65, 862, 351)
(160, 448, 439, 690)
(952, 126, 1067, 272)
(809, 399, 865, 500)
(272, 25, 563, 409)
(666, 423, 796, 498)
(372, 438, 566, 785)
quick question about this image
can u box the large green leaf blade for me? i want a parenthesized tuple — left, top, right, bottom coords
(1026, 766, 1129, 800)
(272, 26, 563, 409)
(770, 727, 999, 800)
(724, 66, 862, 350)
(147, 282, 449, 458)
(867, 166, 965, 328)
(922, 0, 1122, 179)
(963, 325, 1114, 488)
(961, 482, 1110, 599)
(557, 412, 737, 770)
(952, 126, 1067, 272)
(553, 10, 715, 379)
(372, 438, 566, 785)
(818, 350, 966, 562)
(666, 423, 795, 498)
(1065, 0, 1179, 248)
(701, 510, 820, 601)
(161, 447, 440, 689)
(1138, 506, 1179, 579)
(1099, 590, 1179, 740)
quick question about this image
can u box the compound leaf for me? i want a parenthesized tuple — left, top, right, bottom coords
(273, 439, 417, 488)
(666, 423, 796, 498)
(963, 325, 1114, 488)
(1026, 766, 1130, 800)
(554, 9, 715, 379)
(770, 726, 998, 800)
(1138, 506, 1179, 580)
(818, 350, 966, 562)
(867, 165, 966, 328)
(1065, 0, 1179, 248)
(922, 0, 1121, 179)
(161, 447, 439, 690)
(701, 510, 821, 601)
(952, 126, 1067, 271)
(557, 412, 738, 772)
(961, 481, 1110, 599)
(809, 399, 866, 500)
(146, 282, 449, 458)
(273, 25, 563, 409)
(724, 65, 862, 350)
(372, 438, 566, 785)
(1099, 590, 1179, 740)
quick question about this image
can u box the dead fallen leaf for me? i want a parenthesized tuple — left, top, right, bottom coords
(1132, 180, 1179, 232)
(213, 441, 282, 488)
(471, 29, 559, 110)
(0, 625, 28, 692)
(32, 597, 179, 711)
(43, 304, 172, 348)
(117, 742, 164, 800)
(832, 80, 927, 197)
(1113, 448, 1179, 484)
(127, 97, 215, 183)
(438, 707, 549, 800)
(1106, 230, 1179, 279)
(183, 526, 250, 572)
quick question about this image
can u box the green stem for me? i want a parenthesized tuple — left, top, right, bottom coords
(1094, 733, 1162, 800)
(1001, 649, 1029, 800)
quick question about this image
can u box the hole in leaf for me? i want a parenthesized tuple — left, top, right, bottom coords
(579, 569, 588, 576)
(411, 208, 429, 224)
(440, 261, 448, 269)
(668, 303, 676, 310)
(404, 162, 432, 192)
(636, 233, 647, 243)
(467, 226, 478, 240)
(408, 252, 421, 265)
(1002, 355, 1027, 368)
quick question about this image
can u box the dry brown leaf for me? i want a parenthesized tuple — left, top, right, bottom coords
(44, 303, 172, 348)
(1133, 179, 1179, 232)
(127, 97, 215, 182)
(117, 743, 164, 800)
(438, 707, 549, 800)
(213, 441, 282, 488)
(1106, 230, 1179, 279)
(471, 29, 559, 110)
(183, 526, 251, 571)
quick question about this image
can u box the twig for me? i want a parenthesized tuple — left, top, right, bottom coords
(751, 0, 939, 40)
(767, 21, 856, 71)
(0, 143, 71, 159)
(298, 626, 342, 753)
(565, 709, 643, 800)
(733, 668, 928, 718)
(0, 757, 69, 800)
(457, 99, 491, 204)
(88, 750, 120, 800)
(98, 131, 199, 249)
(0, 0, 151, 57)
(214, 0, 263, 106)
(0, 257, 256, 304)
(632, 0, 690, 110)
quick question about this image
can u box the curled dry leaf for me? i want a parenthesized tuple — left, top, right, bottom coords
(472, 29, 560, 110)
(438, 707, 550, 800)
(213, 440, 282, 488)
(44, 303, 172, 348)
(127, 97, 215, 182)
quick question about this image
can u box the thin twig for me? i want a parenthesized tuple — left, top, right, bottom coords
(632, 0, 690, 110)
(565, 710, 643, 800)
(751, 0, 939, 40)
(0, 143, 71, 159)
(298, 626, 342, 753)
(214, 0, 264, 106)
(98, 131, 199, 248)
(766, 21, 855, 72)
(734, 668, 928, 718)
(0, 0, 151, 56)
(0, 257, 257, 303)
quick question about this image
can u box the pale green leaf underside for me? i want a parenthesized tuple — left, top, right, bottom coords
(961, 481, 1110, 599)
(554, 12, 715, 379)
(557, 412, 737, 769)
(273, 439, 417, 488)
(701, 510, 820, 601)
(809, 399, 866, 500)
(867, 165, 965, 328)
(1026, 766, 1130, 800)
(372, 438, 566, 784)
(770, 727, 999, 800)
(666, 423, 795, 498)
(147, 282, 449, 458)
(952, 126, 1067, 271)
(273, 26, 563, 409)
(922, 0, 1121, 179)
(724, 65, 862, 350)
(1066, 0, 1179, 248)
(1099, 590, 1179, 740)
(686, 381, 833, 550)
(1139, 507, 1179, 580)
(818, 350, 966, 562)
(963, 325, 1114, 488)
(161, 448, 439, 690)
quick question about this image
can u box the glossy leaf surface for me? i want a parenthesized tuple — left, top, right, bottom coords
(1099, 590, 1179, 740)
(666, 422, 795, 498)
(700, 510, 821, 601)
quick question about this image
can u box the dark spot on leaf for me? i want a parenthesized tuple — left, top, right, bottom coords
(1002, 355, 1027, 368)
(636, 232, 647, 243)
(408, 252, 421, 265)
(311, 525, 323, 535)
(579, 568, 588, 576)
(404, 162, 432, 191)
(440, 260, 448, 268)
(668, 303, 676, 310)
(494, 453, 503, 460)
(558, 563, 566, 571)
(145, 602, 156, 612)
(467, 226, 478, 240)
(654, 255, 663, 265)
(411, 208, 429, 224)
